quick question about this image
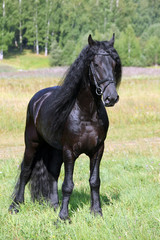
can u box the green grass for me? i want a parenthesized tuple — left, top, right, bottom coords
(0, 71, 160, 239)
(1, 50, 49, 70)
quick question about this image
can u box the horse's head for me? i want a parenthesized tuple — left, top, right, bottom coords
(88, 34, 120, 107)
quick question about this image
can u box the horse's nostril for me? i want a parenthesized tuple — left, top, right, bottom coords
(107, 95, 118, 102)
(116, 95, 119, 102)
(105, 95, 119, 106)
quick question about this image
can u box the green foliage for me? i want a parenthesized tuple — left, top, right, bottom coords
(49, 40, 63, 66)
(117, 25, 141, 66)
(0, 0, 15, 54)
(144, 36, 160, 66)
(141, 23, 160, 41)
(132, 0, 151, 36)
(0, 0, 160, 66)
(61, 40, 76, 65)
(0, 31, 14, 53)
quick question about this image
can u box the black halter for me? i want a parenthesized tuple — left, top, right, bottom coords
(90, 52, 115, 96)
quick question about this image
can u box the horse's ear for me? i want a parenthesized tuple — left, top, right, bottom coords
(109, 33, 115, 47)
(88, 34, 96, 46)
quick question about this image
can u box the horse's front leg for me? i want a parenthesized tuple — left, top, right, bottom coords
(59, 146, 75, 221)
(89, 143, 104, 216)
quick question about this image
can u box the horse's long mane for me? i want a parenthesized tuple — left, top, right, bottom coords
(49, 40, 122, 135)
(48, 45, 93, 134)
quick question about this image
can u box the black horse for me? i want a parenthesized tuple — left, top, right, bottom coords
(9, 34, 121, 220)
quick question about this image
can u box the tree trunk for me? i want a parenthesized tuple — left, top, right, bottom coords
(3, 0, 5, 17)
(45, 0, 48, 56)
(155, 54, 158, 66)
(110, 0, 113, 11)
(103, 7, 107, 33)
(19, 0, 22, 52)
(116, 0, 119, 8)
(0, 0, 5, 60)
(45, 20, 50, 56)
(128, 42, 131, 60)
(35, 0, 39, 55)
(0, 50, 3, 60)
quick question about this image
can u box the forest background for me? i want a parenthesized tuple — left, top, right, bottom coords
(0, 0, 160, 67)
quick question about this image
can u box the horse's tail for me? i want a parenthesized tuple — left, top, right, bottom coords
(29, 144, 63, 202)
(29, 156, 52, 202)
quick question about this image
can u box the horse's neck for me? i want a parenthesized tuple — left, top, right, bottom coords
(76, 82, 101, 116)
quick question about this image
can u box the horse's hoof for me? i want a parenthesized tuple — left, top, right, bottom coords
(91, 207, 103, 217)
(8, 202, 20, 214)
(53, 216, 71, 227)
(59, 212, 72, 223)
(65, 217, 72, 224)
(53, 203, 59, 212)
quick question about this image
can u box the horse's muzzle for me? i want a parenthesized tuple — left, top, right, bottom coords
(104, 95, 119, 107)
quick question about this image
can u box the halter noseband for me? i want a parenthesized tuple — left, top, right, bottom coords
(90, 52, 115, 96)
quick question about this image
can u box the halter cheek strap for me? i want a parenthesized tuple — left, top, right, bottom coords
(90, 62, 115, 96)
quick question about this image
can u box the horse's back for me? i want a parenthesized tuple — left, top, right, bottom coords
(29, 86, 60, 109)
(28, 86, 60, 122)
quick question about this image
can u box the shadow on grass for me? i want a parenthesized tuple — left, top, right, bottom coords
(58, 188, 120, 214)
(5, 49, 26, 59)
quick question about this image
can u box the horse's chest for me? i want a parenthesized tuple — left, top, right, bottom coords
(63, 109, 107, 155)
(79, 121, 105, 150)
(80, 120, 104, 140)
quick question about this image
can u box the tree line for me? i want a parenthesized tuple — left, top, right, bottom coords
(0, 0, 160, 66)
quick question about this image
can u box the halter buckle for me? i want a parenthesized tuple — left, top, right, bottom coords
(96, 87, 103, 96)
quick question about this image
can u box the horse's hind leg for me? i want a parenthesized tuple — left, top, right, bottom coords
(9, 118, 40, 213)
(89, 144, 104, 216)
(47, 148, 63, 210)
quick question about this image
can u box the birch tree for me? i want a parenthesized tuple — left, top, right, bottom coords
(0, 0, 5, 60)
(19, 0, 22, 52)
(23, 0, 39, 53)
(35, 0, 39, 54)
(44, 0, 50, 56)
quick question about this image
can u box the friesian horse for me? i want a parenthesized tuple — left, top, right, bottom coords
(9, 34, 122, 220)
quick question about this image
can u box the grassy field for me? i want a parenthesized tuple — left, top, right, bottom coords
(0, 67, 160, 240)
(1, 50, 49, 70)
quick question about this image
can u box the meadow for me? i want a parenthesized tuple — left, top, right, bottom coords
(0, 65, 160, 240)
(2, 50, 49, 70)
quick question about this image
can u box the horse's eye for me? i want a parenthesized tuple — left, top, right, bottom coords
(94, 63, 99, 67)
